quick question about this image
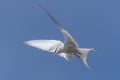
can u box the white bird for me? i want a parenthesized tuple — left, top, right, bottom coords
(25, 4, 95, 69)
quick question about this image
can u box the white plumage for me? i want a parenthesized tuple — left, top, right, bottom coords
(25, 4, 95, 69)
(25, 40, 63, 52)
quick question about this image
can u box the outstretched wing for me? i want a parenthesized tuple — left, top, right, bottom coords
(61, 29, 79, 47)
(25, 40, 63, 52)
(38, 4, 63, 30)
(38, 4, 79, 47)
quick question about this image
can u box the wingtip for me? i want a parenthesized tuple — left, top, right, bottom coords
(23, 41, 27, 45)
(24, 40, 33, 46)
(37, 3, 43, 8)
(24, 41, 30, 46)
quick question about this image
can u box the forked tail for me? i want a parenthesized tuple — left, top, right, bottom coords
(78, 48, 94, 69)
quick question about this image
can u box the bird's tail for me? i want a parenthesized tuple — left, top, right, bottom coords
(78, 48, 94, 69)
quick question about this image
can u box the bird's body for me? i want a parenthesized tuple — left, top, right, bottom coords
(56, 29, 78, 54)
(25, 4, 95, 69)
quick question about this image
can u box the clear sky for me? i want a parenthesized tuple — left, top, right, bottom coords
(0, 0, 120, 80)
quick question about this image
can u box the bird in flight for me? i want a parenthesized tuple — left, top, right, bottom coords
(25, 4, 95, 69)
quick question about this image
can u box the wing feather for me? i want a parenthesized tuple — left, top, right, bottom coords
(25, 40, 63, 52)
(38, 4, 79, 47)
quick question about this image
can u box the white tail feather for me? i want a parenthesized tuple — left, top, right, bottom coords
(78, 48, 94, 69)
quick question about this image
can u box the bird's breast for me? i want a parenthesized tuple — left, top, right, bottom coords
(64, 43, 77, 53)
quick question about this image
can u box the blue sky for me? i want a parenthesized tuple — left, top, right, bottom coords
(0, 0, 120, 80)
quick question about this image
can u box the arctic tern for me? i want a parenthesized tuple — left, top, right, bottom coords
(25, 4, 95, 69)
